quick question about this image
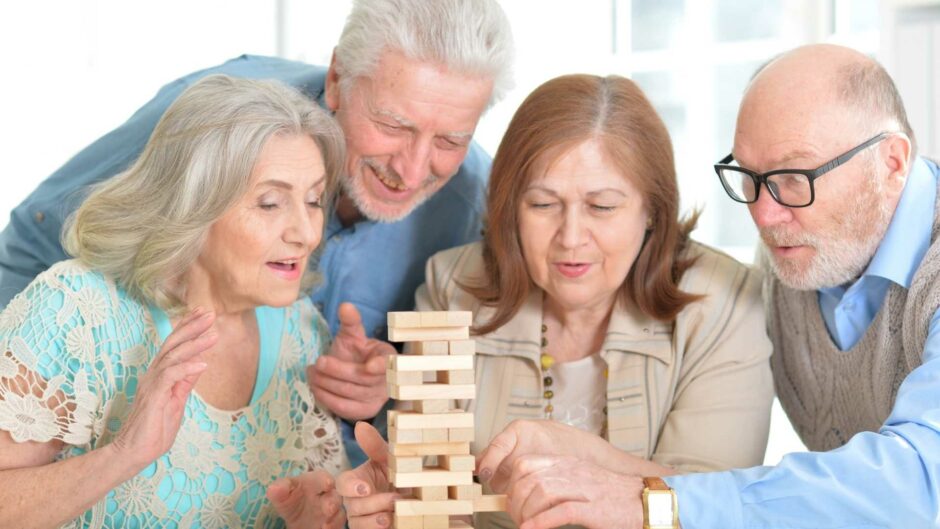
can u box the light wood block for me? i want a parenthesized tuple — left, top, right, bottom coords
(449, 521, 473, 529)
(415, 486, 449, 501)
(387, 369, 424, 385)
(390, 355, 474, 372)
(392, 383, 475, 401)
(437, 370, 475, 385)
(394, 411, 474, 430)
(388, 426, 423, 444)
(391, 468, 473, 488)
(423, 515, 450, 529)
(388, 312, 421, 329)
(420, 311, 473, 328)
(448, 340, 475, 355)
(393, 513, 423, 529)
(389, 327, 469, 342)
(414, 399, 452, 413)
(414, 340, 449, 355)
(423, 428, 449, 443)
(440, 455, 475, 471)
(474, 494, 508, 513)
(391, 441, 471, 457)
(394, 499, 473, 516)
(448, 427, 475, 442)
(448, 484, 479, 500)
(389, 454, 424, 473)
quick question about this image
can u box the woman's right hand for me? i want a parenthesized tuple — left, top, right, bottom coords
(111, 307, 217, 470)
(337, 422, 402, 529)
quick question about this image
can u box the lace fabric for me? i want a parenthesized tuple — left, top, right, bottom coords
(0, 260, 347, 528)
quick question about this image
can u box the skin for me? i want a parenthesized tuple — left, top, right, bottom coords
(309, 49, 495, 423)
(0, 134, 343, 529)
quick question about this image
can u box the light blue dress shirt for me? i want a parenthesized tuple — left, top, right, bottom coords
(0, 55, 490, 467)
(665, 156, 940, 528)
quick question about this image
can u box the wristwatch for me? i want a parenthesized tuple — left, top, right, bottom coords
(642, 477, 678, 529)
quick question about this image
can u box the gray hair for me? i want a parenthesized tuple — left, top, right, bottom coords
(63, 74, 345, 313)
(838, 60, 918, 159)
(334, 0, 514, 108)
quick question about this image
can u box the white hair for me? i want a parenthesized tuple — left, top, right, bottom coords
(63, 74, 345, 313)
(335, 0, 514, 108)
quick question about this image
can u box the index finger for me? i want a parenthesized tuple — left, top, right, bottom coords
(302, 469, 336, 495)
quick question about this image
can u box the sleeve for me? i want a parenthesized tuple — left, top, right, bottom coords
(0, 265, 108, 447)
(664, 308, 940, 529)
(652, 255, 775, 472)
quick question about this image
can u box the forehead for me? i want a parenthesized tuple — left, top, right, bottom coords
(528, 140, 638, 192)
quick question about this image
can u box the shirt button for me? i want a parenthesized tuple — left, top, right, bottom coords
(34, 211, 45, 223)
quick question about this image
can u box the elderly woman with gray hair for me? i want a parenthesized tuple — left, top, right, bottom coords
(0, 75, 348, 529)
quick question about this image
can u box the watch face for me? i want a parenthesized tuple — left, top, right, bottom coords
(648, 492, 674, 525)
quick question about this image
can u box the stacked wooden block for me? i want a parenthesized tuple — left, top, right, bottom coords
(387, 311, 507, 529)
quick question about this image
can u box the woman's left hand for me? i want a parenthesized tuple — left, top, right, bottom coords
(504, 455, 645, 529)
(267, 469, 346, 529)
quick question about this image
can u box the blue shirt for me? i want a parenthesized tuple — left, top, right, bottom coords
(665, 156, 940, 528)
(0, 55, 490, 467)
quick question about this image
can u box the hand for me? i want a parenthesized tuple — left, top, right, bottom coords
(309, 302, 395, 420)
(267, 469, 346, 529)
(112, 308, 216, 470)
(505, 455, 645, 529)
(476, 419, 615, 493)
(337, 422, 403, 529)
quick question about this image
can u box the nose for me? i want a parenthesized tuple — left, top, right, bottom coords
(747, 186, 793, 229)
(558, 207, 589, 250)
(391, 136, 433, 188)
(285, 204, 322, 251)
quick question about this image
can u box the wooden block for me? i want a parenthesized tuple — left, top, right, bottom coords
(395, 411, 474, 430)
(388, 369, 424, 385)
(474, 494, 508, 512)
(392, 384, 475, 401)
(391, 468, 473, 488)
(420, 311, 473, 328)
(448, 427, 475, 442)
(394, 499, 473, 516)
(393, 513, 423, 529)
(448, 340, 475, 355)
(390, 355, 474, 372)
(391, 441, 471, 457)
(414, 399, 452, 413)
(414, 340, 450, 355)
(389, 327, 469, 343)
(389, 454, 424, 473)
(415, 486, 449, 501)
(440, 455, 475, 471)
(448, 485, 476, 500)
(388, 426, 423, 444)
(437, 370, 474, 385)
(423, 428, 449, 443)
(423, 515, 450, 529)
(388, 312, 421, 329)
(449, 521, 473, 529)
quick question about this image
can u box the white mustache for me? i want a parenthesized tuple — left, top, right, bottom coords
(760, 226, 816, 248)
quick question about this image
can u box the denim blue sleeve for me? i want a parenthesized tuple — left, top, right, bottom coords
(664, 308, 940, 529)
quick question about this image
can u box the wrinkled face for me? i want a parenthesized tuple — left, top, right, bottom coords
(737, 102, 891, 290)
(518, 140, 649, 313)
(194, 134, 327, 310)
(326, 50, 493, 222)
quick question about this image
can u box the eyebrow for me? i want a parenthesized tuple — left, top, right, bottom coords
(258, 177, 325, 191)
(374, 108, 473, 140)
(524, 185, 628, 197)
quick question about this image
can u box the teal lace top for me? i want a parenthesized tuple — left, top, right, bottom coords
(0, 260, 347, 528)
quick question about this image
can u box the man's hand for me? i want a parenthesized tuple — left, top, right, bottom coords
(476, 419, 617, 493)
(309, 302, 395, 420)
(267, 469, 345, 529)
(337, 422, 403, 529)
(504, 455, 645, 529)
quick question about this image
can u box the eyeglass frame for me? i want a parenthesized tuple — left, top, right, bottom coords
(714, 131, 892, 208)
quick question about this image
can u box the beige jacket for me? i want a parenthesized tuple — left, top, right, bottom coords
(416, 240, 773, 471)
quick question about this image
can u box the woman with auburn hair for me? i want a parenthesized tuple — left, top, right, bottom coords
(339, 74, 773, 529)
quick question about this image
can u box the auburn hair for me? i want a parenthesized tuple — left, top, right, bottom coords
(466, 74, 701, 334)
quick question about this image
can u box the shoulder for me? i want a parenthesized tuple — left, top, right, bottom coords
(422, 242, 487, 312)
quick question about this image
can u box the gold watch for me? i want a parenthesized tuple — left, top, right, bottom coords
(642, 477, 678, 529)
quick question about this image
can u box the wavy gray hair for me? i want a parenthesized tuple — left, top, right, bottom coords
(63, 74, 345, 313)
(334, 0, 515, 108)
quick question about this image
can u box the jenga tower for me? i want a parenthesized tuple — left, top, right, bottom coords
(386, 311, 507, 529)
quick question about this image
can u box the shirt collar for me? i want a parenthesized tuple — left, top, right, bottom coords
(864, 156, 937, 288)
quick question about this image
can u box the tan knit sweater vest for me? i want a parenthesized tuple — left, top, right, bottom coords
(767, 181, 940, 451)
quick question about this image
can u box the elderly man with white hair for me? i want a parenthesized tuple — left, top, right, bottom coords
(0, 0, 514, 467)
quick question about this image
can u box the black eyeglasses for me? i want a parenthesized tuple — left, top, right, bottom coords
(714, 132, 891, 208)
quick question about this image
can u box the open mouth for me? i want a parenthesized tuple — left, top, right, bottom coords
(555, 262, 591, 278)
(370, 164, 408, 192)
(266, 258, 303, 279)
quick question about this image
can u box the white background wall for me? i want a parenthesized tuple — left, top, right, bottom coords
(1, 0, 937, 465)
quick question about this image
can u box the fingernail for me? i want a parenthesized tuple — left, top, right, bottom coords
(480, 468, 492, 481)
(377, 514, 389, 527)
(356, 483, 368, 496)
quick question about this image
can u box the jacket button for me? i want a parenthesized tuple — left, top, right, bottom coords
(34, 211, 45, 223)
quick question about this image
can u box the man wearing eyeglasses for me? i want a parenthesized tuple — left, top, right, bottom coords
(474, 44, 940, 529)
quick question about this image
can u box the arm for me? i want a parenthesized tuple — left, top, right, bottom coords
(663, 307, 940, 529)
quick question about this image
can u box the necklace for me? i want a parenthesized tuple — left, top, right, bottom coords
(539, 323, 555, 419)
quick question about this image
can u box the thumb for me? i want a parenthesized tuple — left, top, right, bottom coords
(355, 421, 389, 466)
(337, 302, 367, 341)
(267, 476, 301, 512)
